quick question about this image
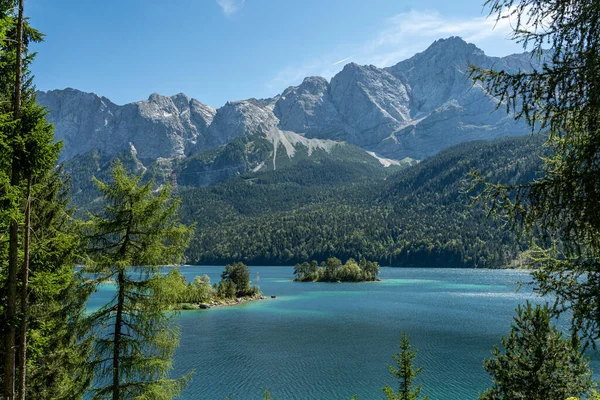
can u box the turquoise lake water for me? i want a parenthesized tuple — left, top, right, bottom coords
(88, 267, 600, 399)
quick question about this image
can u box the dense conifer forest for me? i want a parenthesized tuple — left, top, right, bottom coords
(64, 135, 545, 268)
(178, 136, 544, 267)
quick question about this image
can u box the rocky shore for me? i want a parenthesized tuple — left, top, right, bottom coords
(175, 293, 269, 310)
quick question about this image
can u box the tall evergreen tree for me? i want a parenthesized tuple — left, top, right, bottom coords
(479, 302, 592, 400)
(0, 1, 85, 398)
(2, 0, 24, 396)
(382, 332, 428, 400)
(2, 167, 95, 400)
(85, 161, 193, 400)
(471, 0, 600, 344)
(0, 3, 93, 395)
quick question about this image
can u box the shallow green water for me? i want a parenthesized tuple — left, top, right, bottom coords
(88, 267, 599, 399)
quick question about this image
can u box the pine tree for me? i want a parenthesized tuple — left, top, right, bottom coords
(85, 160, 193, 400)
(479, 302, 592, 400)
(470, 0, 600, 344)
(382, 332, 428, 400)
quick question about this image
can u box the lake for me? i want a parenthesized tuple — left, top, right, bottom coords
(88, 266, 599, 399)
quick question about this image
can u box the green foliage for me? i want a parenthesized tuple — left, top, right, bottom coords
(294, 257, 379, 282)
(0, 2, 92, 397)
(217, 279, 237, 299)
(1, 168, 94, 399)
(479, 302, 593, 400)
(221, 261, 252, 296)
(179, 136, 542, 267)
(382, 332, 428, 400)
(162, 266, 262, 308)
(84, 161, 193, 399)
(63, 148, 158, 217)
(66, 136, 542, 269)
(470, 0, 600, 345)
(180, 273, 216, 303)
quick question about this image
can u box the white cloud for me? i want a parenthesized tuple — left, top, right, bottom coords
(266, 8, 521, 93)
(217, 0, 245, 17)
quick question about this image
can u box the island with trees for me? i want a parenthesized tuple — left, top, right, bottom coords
(293, 257, 380, 282)
(167, 262, 264, 310)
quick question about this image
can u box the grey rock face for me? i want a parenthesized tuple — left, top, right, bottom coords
(38, 89, 216, 161)
(329, 63, 411, 146)
(274, 36, 538, 159)
(274, 76, 344, 139)
(209, 99, 279, 140)
(39, 36, 541, 164)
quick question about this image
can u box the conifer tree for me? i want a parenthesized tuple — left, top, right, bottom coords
(0, 1, 84, 398)
(5, 167, 94, 400)
(1, 0, 25, 396)
(479, 302, 592, 400)
(471, 0, 600, 344)
(85, 161, 193, 400)
(382, 332, 428, 400)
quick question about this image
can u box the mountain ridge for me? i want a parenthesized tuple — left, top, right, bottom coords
(38, 36, 542, 174)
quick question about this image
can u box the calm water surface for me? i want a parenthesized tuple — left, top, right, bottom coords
(89, 267, 600, 399)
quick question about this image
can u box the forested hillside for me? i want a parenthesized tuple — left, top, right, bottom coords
(64, 135, 544, 268)
(179, 135, 545, 267)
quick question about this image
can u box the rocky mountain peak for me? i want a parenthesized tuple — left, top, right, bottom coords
(296, 76, 329, 95)
(428, 36, 483, 55)
(38, 37, 539, 166)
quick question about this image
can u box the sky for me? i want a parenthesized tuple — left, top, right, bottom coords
(28, 0, 526, 108)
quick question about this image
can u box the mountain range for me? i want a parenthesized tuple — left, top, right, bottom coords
(38, 36, 550, 267)
(38, 36, 541, 187)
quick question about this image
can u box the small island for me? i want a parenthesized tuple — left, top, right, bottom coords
(294, 257, 380, 282)
(167, 262, 264, 310)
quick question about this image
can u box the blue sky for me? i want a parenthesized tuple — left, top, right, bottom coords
(29, 0, 525, 108)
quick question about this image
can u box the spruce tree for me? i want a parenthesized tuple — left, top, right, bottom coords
(8, 167, 94, 400)
(479, 302, 592, 400)
(85, 160, 193, 400)
(382, 332, 428, 400)
(0, 1, 89, 398)
(2, 0, 25, 396)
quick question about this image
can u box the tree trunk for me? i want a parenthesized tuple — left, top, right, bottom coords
(112, 269, 125, 400)
(4, 1, 25, 399)
(17, 179, 31, 400)
(4, 170, 19, 400)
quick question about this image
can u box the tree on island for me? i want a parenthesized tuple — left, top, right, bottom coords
(383, 332, 428, 400)
(294, 257, 379, 282)
(162, 263, 261, 308)
(221, 261, 252, 296)
(479, 302, 592, 400)
(84, 161, 193, 400)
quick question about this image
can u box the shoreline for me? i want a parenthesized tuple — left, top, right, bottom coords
(294, 279, 381, 283)
(173, 294, 270, 311)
